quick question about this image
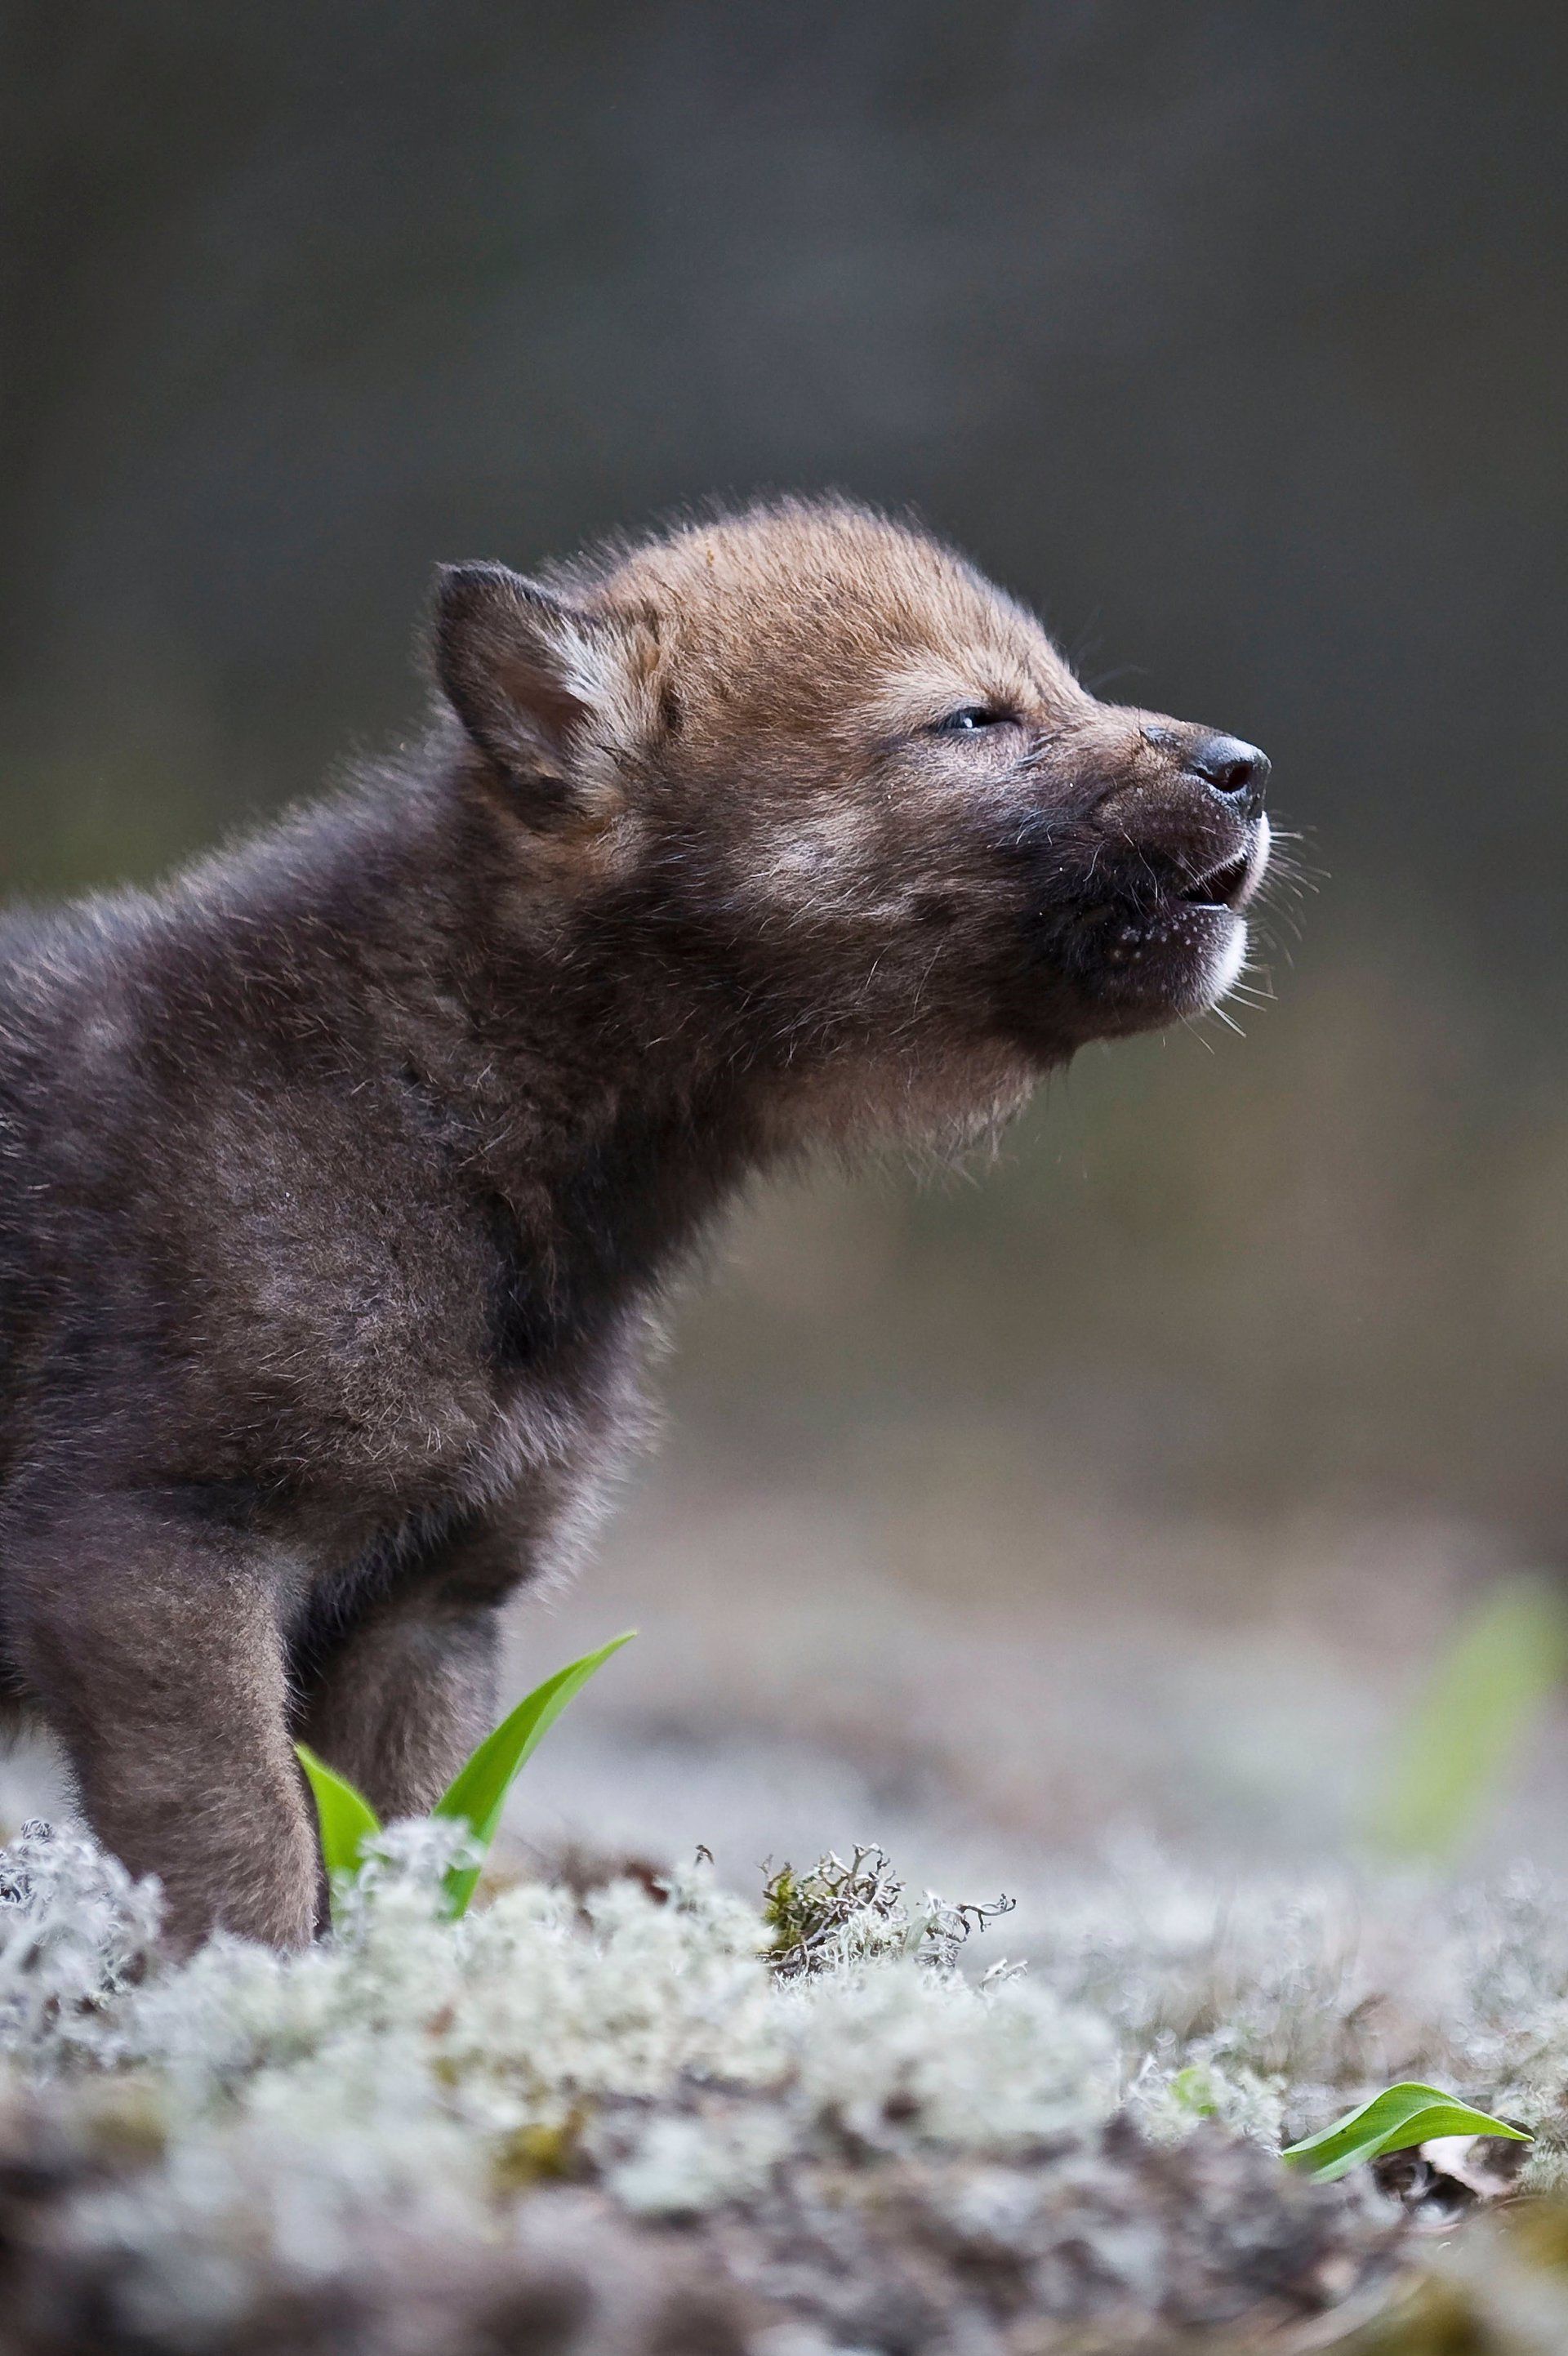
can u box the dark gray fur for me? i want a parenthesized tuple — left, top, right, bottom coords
(0, 501, 1267, 1944)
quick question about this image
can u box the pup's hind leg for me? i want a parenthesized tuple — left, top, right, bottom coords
(3, 1490, 318, 1951)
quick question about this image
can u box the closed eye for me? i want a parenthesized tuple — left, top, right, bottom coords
(929, 706, 1014, 735)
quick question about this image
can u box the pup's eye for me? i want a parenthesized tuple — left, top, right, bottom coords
(931, 706, 1009, 735)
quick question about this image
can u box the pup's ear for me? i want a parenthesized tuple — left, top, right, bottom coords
(431, 562, 643, 795)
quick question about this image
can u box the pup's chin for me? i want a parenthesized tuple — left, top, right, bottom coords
(1200, 913, 1250, 1005)
(1080, 813, 1268, 1033)
(1085, 906, 1249, 1033)
(1002, 815, 1269, 1056)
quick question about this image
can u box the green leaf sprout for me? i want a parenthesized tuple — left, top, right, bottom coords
(1282, 2081, 1529, 2183)
(295, 1629, 635, 1927)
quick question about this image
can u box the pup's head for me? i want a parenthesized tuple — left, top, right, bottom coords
(432, 501, 1270, 1132)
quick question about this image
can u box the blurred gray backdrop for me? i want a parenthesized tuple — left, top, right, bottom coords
(5, 1, 1566, 1872)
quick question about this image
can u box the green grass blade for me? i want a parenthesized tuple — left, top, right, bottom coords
(1283, 2080, 1529, 2182)
(1282, 2082, 1451, 2167)
(295, 1744, 381, 1927)
(433, 1630, 636, 1917)
(1364, 1575, 1568, 1862)
(1294, 2101, 1527, 2183)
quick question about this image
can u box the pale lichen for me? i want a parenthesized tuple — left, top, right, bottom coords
(0, 1818, 1559, 2351)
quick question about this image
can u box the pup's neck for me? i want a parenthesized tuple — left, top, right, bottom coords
(389, 761, 779, 1336)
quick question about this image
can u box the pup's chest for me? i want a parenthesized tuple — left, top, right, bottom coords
(395, 1302, 652, 1526)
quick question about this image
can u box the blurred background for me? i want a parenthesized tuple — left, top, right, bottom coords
(5, 1, 1567, 1896)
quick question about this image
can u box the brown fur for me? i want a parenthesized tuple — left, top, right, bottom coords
(0, 500, 1268, 1946)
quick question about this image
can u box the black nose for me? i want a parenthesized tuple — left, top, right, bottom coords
(1185, 733, 1270, 816)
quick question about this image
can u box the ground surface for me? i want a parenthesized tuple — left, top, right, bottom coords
(1, 1799, 1566, 2354)
(2, 1467, 1566, 2351)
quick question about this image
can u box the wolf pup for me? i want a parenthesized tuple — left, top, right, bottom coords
(0, 501, 1269, 1946)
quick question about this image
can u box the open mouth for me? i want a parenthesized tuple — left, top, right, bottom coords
(1178, 848, 1254, 911)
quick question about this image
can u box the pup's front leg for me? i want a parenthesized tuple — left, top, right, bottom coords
(296, 1594, 500, 1825)
(5, 1492, 318, 1951)
(295, 1511, 521, 1823)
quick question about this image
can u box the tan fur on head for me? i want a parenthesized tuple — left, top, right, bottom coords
(432, 497, 1270, 1147)
(585, 498, 1089, 751)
